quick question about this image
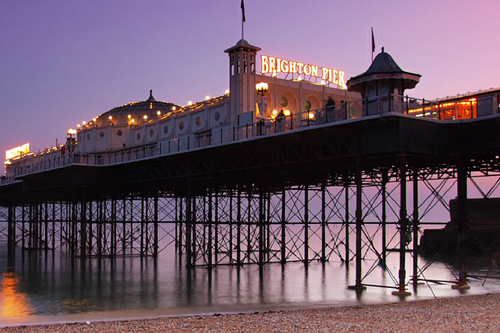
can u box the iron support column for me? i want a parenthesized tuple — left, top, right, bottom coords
(393, 161, 411, 296)
(453, 160, 470, 289)
(348, 166, 365, 291)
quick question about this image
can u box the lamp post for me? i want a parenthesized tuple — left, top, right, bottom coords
(256, 82, 268, 117)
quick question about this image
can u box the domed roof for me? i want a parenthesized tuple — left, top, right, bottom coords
(92, 90, 181, 127)
(347, 48, 421, 93)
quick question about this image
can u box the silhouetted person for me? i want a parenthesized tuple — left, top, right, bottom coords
(325, 97, 335, 122)
(276, 109, 285, 132)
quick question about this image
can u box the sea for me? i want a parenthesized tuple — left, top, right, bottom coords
(1, 224, 500, 327)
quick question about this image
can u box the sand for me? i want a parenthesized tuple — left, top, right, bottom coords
(1, 293, 499, 332)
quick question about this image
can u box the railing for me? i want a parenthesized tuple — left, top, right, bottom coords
(2, 94, 496, 183)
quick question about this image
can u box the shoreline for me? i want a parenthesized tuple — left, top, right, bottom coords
(1, 293, 500, 332)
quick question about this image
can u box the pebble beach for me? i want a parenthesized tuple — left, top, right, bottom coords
(1, 293, 499, 332)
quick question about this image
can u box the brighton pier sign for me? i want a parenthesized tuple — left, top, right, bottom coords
(260, 55, 346, 89)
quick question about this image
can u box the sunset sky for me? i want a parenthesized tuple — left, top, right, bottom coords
(1, 0, 498, 159)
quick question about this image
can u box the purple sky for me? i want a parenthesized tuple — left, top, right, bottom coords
(1, 1, 499, 160)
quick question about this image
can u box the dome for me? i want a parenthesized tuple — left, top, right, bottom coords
(347, 48, 421, 93)
(91, 90, 181, 127)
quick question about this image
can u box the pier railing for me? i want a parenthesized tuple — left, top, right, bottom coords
(1, 93, 492, 182)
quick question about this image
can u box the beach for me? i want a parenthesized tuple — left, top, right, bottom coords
(1, 293, 499, 332)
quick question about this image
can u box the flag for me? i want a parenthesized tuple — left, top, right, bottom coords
(241, 0, 246, 22)
(371, 27, 375, 53)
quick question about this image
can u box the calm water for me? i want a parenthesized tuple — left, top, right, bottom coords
(1, 230, 500, 327)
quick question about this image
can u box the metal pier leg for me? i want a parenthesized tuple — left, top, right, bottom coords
(321, 183, 326, 263)
(304, 185, 309, 264)
(453, 160, 470, 290)
(237, 186, 242, 265)
(382, 169, 388, 267)
(344, 174, 350, 264)
(186, 191, 193, 268)
(247, 192, 252, 263)
(348, 166, 366, 291)
(208, 190, 213, 268)
(214, 191, 219, 265)
(154, 194, 159, 257)
(281, 187, 286, 265)
(80, 201, 87, 258)
(229, 189, 234, 263)
(393, 162, 411, 296)
(259, 188, 264, 266)
(7, 206, 16, 262)
(413, 167, 420, 287)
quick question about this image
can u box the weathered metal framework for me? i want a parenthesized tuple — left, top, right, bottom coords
(2, 114, 500, 295)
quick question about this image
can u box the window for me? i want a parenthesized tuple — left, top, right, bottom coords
(137, 132, 141, 140)
(149, 129, 154, 137)
(195, 117, 202, 126)
(117, 130, 123, 136)
(99, 131, 104, 138)
(163, 125, 169, 134)
(280, 97, 288, 107)
(179, 121, 184, 130)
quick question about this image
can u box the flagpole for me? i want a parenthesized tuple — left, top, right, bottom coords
(241, 0, 245, 40)
(371, 27, 375, 63)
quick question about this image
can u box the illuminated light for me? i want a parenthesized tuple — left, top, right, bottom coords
(284, 110, 291, 116)
(256, 82, 269, 94)
(321, 80, 326, 85)
(143, 115, 148, 120)
(93, 118, 97, 122)
(297, 75, 302, 81)
(131, 119, 135, 124)
(149, 102, 153, 110)
(77, 124, 80, 128)
(67, 129, 77, 136)
(128, 114, 132, 119)
(108, 116, 113, 120)
(82, 121, 87, 125)
(157, 111, 161, 116)
(5, 144, 30, 160)
(272, 110, 278, 115)
(188, 101, 193, 106)
(205, 95, 210, 101)
(224, 89, 230, 95)
(172, 106, 176, 111)
(262, 54, 345, 88)
(309, 113, 315, 119)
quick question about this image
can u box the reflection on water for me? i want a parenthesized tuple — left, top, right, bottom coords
(1, 236, 500, 326)
(0, 272, 33, 319)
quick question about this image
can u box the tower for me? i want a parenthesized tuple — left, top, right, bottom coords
(225, 39, 261, 125)
(347, 47, 421, 116)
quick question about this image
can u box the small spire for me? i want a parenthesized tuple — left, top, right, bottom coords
(381, 47, 385, 53)
(147, 89, 156, 101)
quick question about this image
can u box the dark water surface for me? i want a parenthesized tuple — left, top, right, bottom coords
(1, 237, 500, 327)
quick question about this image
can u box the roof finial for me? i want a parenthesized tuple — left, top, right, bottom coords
(147, 89, 156, 101)
(381, 47, 385, 53)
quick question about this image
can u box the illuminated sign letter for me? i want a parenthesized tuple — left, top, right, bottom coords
(338, 71, 346, 88)
(332, 69, 338, 85)
(261, 55, 269, 74)
(290, 61, 297, 73)
(311, 65, 318, 77)
(304, 64, 312, 76)
(276, 58, 282, 73)
(281, 59, 289, 73)
(321, 67, 329, 80)
(269, 57, 276, 73)
(297, 62, 304, 74)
